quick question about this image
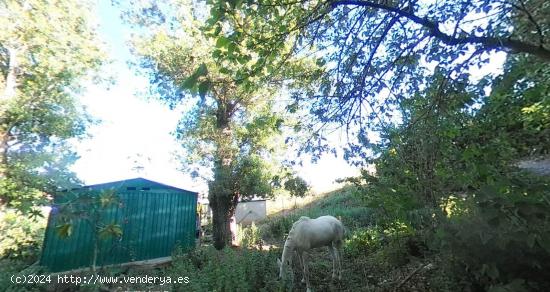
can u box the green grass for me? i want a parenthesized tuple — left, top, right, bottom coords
(1, 185, 431, 292)
(256, 185, 431, 292)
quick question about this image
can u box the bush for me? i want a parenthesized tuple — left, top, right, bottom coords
(345, 220, 424, 276)
(168, 246, 283, 291)
(0, 259, 35, 291)
(434, 178, 550, 291)
(345, 228, 382, 255)
(0, 209, 46, 262)
(238, 223, 262, 248)
(261, 215, 299, 241)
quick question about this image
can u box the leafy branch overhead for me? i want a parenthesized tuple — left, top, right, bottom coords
(208, 0, 550, 160)
(329, 0, 550, 60)
(55, 190, 122, 240)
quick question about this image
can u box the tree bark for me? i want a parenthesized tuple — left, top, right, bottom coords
(209, 182, 234, 250)
(209, 99, 236, 250)
(0, 132, 8, 177)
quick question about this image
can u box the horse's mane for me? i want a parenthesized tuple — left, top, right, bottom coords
(285, 216, 310, 244)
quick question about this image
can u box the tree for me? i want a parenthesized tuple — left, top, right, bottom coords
(207, 0, 550, 160)
(360, 54, 550, 290)
(206, 1, 549, 288)
(0, 0, 105, 211)
(124, 0, 314, 249)
(284, 175, 309, 198)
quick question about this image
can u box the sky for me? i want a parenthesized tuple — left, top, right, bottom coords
(70, 1, 360, 194)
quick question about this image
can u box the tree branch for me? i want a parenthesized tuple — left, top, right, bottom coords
(330, 0, 550, 61)
(512, 0, 544, 47)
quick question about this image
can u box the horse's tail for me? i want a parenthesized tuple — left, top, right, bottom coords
(336, 216, 350, 241)
(343, 225, 351, 240)
(336, 219, 350, 241)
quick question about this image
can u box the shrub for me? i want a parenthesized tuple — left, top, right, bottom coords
(345, 227, 382, 255)
(261, 215, 298, 241)
(0, 209, 46, 262)
(345, 220, 424, 275)
(434, 178, 550, 291)
(238, 223, 262, 248)
(168, 246, 283, 291)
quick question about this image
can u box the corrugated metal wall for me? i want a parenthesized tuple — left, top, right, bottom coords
(40, 185, 197, 272)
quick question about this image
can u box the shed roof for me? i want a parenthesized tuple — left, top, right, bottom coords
(60, 177, 197, 194)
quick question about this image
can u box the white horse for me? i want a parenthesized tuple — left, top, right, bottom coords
(277, 215, 345, 292)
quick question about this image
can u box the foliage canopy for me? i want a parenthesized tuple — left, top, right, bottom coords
(0, 0, 105, 212)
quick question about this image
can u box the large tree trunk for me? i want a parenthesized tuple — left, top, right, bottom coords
(209, 171, 234, 250)
(208, 100, 236, 250)
(209, 197, 235, 249)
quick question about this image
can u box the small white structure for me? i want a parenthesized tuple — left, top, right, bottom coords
(229, 199, 267, 245)
(235, 199, 267, 225)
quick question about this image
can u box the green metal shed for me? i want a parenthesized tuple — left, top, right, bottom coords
(40, 177, 198, 272)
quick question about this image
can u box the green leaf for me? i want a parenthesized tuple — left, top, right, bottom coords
(98, 223, 123, 240)
(56, 223, 73, 239)
(182, 64, 208, 90)
(198, 81, 210, 99)
(196, 63, 208, 76)
(182, 75, 198, 90)
(227, 42, 237, 54)
(219, 67, 231, 74)
(214, 25, 222, 36)
(99, 191, 117, 208)
(216, 36, 231, 48)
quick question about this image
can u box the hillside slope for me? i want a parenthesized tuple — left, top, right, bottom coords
(258, 186, 436, 292)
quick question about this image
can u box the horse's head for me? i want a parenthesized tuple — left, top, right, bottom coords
(277, 241, 294, 281)
(277, 257, 292, 280)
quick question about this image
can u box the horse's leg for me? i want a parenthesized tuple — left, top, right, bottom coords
(328, 245, 337, 279)
(297, 251, 305, 283)
(301, 251, 312, 292)
(335, 240, 343, 280)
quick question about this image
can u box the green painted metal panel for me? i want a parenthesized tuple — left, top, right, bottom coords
(40, 178, 198, 272)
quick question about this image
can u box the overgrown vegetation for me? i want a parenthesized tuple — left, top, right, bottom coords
(0, 209, 46, 261)
(346, 54, 550, 291)
(261, 186, 373, 242)
(2, 0, 550, 291)
(167, 246, 282, 292)
(260, 186, 431, 291)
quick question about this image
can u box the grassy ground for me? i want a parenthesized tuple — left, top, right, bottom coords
(257, 185, 434, 292)
(1, 186, 437, 291)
